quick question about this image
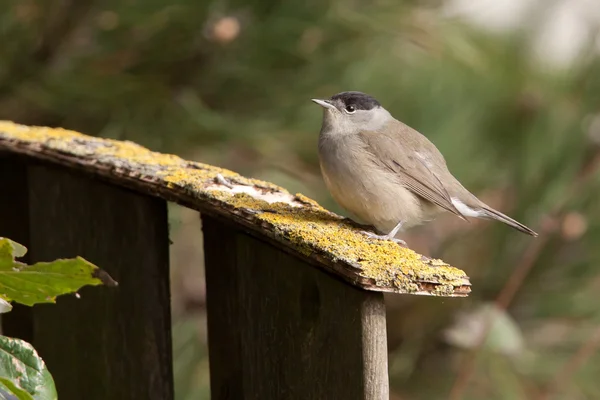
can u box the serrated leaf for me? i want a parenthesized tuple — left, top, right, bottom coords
(0, 238, 117, 306)
(0, 336, 56, 400)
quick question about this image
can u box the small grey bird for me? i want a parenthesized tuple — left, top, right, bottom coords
(312, 91, 537, 245)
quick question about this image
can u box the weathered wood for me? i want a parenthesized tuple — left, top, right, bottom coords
(0, 156, 33, 341)
(0, 121, 471, 297)
(26, 164, 173, 400)
(203, 215, 389, 400)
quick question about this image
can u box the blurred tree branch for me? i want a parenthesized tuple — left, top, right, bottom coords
(448, 145, 600, 400)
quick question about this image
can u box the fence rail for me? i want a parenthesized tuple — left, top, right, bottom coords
(0, 120, 470, 400)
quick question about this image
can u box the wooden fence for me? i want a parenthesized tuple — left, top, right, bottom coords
(0, 121, 470, 399)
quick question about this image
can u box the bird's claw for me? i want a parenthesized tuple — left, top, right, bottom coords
(360, 230, 408, 247)
(214, 173, 234, 189)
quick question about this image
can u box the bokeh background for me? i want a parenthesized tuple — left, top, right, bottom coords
(2, 0, 600, 398)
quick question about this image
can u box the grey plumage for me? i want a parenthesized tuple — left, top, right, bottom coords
(312, 91, 538, 241)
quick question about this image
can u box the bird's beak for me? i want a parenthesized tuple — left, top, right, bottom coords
(311, 98, 337, 111)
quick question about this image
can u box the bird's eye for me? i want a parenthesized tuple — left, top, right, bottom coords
(345, 105, 356, 114)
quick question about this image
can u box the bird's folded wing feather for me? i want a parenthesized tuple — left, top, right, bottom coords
(359, 126, 465, 219)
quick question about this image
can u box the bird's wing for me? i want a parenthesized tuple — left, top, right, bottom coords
(359, 121, 465, 219)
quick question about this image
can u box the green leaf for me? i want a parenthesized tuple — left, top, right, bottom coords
(0, 238, 117, 307)
(0, 377, 35, 400)
(0, 336, 56, 400)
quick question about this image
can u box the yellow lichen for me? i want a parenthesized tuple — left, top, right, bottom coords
(211, 191, 468, 290)
(0, 120, 470, 295)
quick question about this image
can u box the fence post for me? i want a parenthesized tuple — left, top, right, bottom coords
(2, 162, 174, 400)
(1, 121, 472, 400)
(0, 156, 33, 341)
(202, 215, 389, 400)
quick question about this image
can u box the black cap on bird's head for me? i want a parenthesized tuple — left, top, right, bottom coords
(330, 91, 381, 110)
(311, 91, 381, 114)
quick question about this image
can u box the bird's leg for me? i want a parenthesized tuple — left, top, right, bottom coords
(386, 221, 405, 239)
(360, 221, 407, 247)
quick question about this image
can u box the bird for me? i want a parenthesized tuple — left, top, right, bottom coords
(312, 91, 538, 245)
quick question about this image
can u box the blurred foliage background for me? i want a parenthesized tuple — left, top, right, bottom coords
(2, 0, 600, 398)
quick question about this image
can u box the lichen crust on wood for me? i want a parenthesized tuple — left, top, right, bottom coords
(0, 120, 471, 297)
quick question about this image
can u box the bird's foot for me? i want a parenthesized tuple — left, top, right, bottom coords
(360, 230, 407, 247)
(214, 173, 234, 188)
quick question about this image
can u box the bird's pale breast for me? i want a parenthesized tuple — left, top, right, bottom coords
(318, 134, 433, 235)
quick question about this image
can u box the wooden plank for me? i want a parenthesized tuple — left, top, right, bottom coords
(0, 122, 472, 297)
(202, 215, 389, 400)
(26, 164, 173, 400)
(0, 156, 33, 341)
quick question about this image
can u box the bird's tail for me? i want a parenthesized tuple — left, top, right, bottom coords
(480, 206, 538, 237)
